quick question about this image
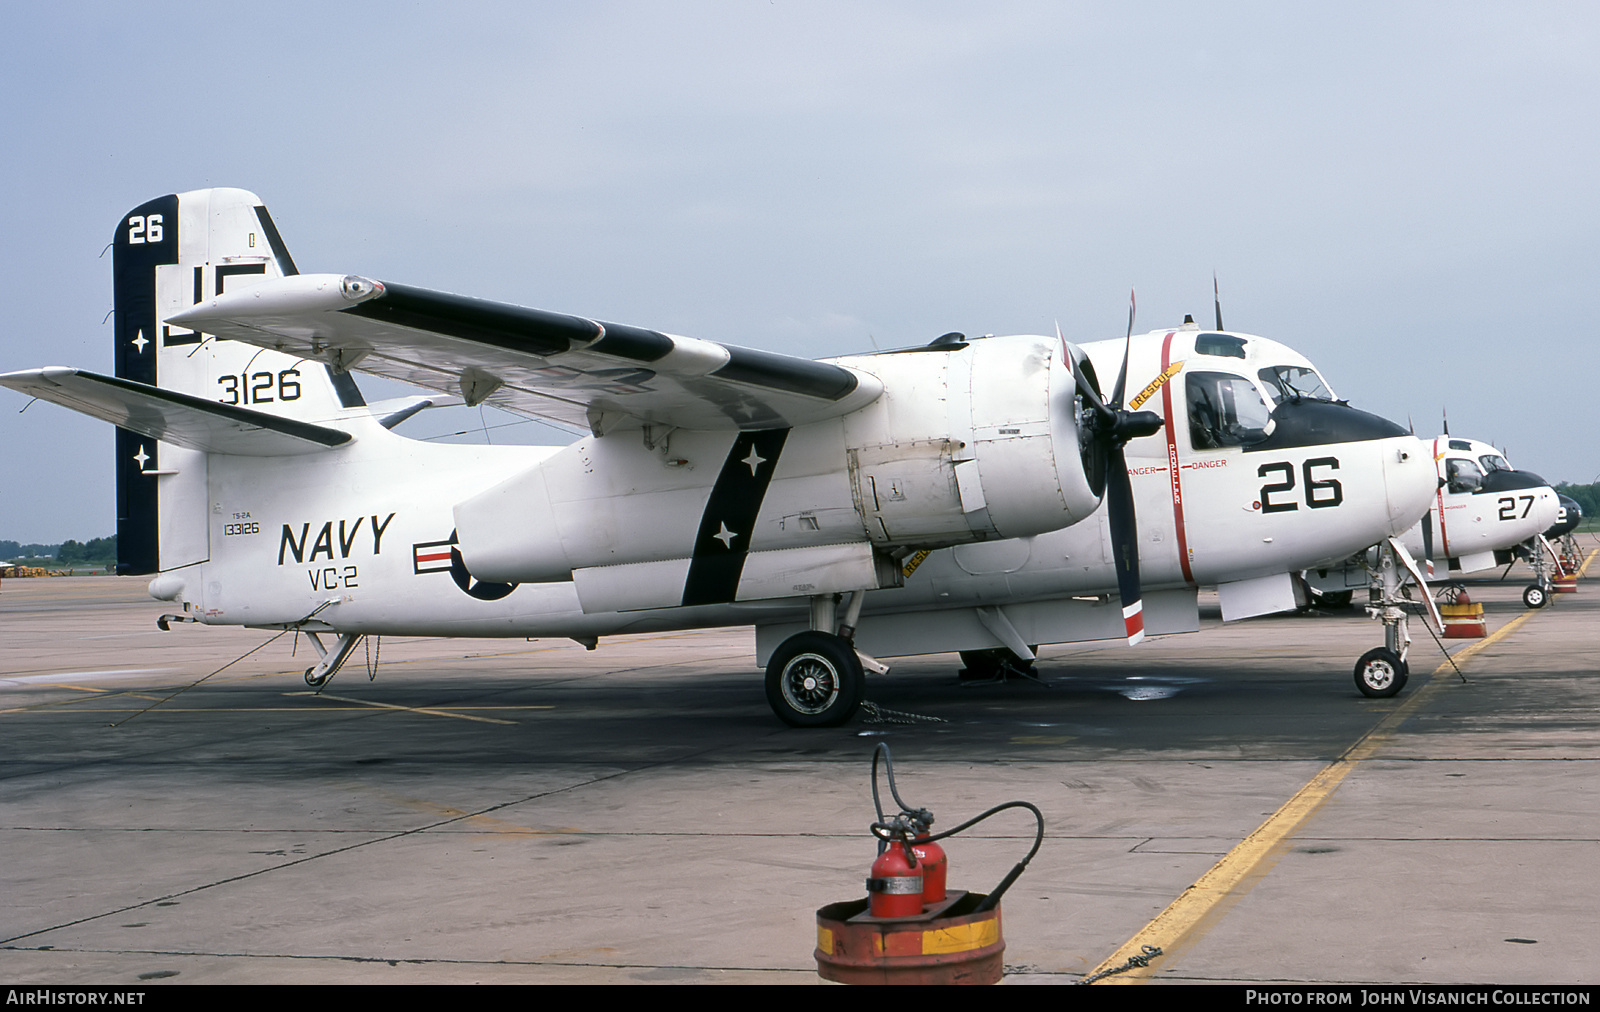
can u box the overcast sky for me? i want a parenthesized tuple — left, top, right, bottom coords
(3, 2, 1597, 543)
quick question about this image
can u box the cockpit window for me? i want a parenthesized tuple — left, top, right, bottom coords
(1195, 333, 1247, 359)
(1448, 439, 1473, 451)
(1446, 458, 1484, 494)
(1479, 454, 1510, 474)
(1187, 371, 1273, 449)
(1258, 365, 1334, 404)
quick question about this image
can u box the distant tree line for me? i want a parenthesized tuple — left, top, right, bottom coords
(1, 536, 117, 564)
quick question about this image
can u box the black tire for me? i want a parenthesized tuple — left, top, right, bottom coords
(1317, 589, 1355, 610)
(958, 646, 1039, 681)
(765, 632, 864, 727)
(1354, 647, 1407, 698)
(1523, 584, 1548, 609)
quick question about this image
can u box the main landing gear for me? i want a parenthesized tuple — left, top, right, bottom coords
(765, 591, 883, 727)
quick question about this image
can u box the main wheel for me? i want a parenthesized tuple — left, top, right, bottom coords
(1523, 584, 1548, 609)
(1353, 647, 1407, 698)
(765, 631, 864, 727)
(958, 647, 1039, 681)
(1316, 589, 1355, 609)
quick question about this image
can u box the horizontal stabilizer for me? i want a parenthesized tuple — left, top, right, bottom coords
(0, 367, 352, 456)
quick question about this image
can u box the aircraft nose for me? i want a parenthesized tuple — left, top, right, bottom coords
(1383, 434, 1437, 536)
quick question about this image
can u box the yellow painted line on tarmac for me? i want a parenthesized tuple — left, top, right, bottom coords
(1576, 547, 1599, 579)
(1086, 607, 1539, 984)
(287, 691, 530, 725)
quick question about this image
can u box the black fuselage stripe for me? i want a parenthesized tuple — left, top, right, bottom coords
(680, 428, 790, 607)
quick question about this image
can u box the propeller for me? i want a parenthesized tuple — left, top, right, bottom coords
(1062, 291, 1165, 644)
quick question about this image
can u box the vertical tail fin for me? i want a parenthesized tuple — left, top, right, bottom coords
(112, 188, 365, 575)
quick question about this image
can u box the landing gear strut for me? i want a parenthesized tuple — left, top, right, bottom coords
(764, 591, 881, 727)
(1356, 539, 1432, 698)
(1522, 539, 1554, 609)
(302, 632, 361, 688)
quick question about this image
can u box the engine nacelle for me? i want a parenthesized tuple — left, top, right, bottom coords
(453, 334, 1104, 586)
(838, 334, 1102, 545)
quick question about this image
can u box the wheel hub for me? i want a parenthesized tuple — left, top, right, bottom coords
(783, 655, 839, 714)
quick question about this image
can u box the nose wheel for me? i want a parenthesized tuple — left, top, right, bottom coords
(1356, 539, 1439, 700)
(1354, 647, 1408, 698)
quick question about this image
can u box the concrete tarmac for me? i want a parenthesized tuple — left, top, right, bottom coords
(1, 559, 1596, 985)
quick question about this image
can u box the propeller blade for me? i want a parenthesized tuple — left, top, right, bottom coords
(1421, 509, 1436, 579)
(1213, 273, 1224, 331)
(1111, 288, 1135, 408)
(1059, 322, 1113, 421)
(1105, 445, 1143, 645)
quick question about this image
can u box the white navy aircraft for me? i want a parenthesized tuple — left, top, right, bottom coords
(1, 189, 1441, 725)
(1305, 436, 1562, 610)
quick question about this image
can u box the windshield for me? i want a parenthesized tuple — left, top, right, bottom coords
(1479, 454, 1511, 474)
(1446, 458, 1484, 494)
(1258, 365, 1334, 404)
(1187, 371, 1273, 449)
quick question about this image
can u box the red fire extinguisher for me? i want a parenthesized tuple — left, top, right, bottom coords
(866, 835, 924, 919)
(911, 819, 947, 906)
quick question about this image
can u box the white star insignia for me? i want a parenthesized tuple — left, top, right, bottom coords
(712, 522, 737, 549)
(741, 448, 766, 476)
(133, 446, 150, 468)
(131, 330, 149, 352)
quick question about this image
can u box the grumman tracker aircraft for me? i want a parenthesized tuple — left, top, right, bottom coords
(0, 189, 1440, 726)
(1305, 436, 1562, 611)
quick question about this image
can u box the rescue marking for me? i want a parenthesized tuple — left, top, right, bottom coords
(902, 549, 932, 578)
(1128, 359, 1183, 410)
(1085, 608, 1541, 984)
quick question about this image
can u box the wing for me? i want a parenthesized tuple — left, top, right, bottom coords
(167, 275, 884, 433)
(0, 368, 351, 456)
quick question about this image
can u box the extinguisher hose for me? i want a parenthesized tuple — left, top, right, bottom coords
(919, 801, 1044, 913)
(869, 743, 927, 828)
(867, 743, 1044, 911)
(867, 802, 1045, 913)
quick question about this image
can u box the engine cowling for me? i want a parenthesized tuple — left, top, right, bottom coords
(839, 334, 1102, 545)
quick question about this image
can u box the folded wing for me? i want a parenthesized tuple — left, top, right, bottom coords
(167, 275, 883, 433)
